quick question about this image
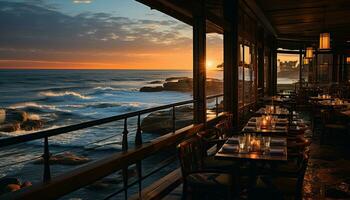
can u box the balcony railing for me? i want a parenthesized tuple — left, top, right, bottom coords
(0, 94, 224, 200)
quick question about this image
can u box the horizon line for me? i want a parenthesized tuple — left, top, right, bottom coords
(0, 68, 199, 71)
(0, 67, 221, 71)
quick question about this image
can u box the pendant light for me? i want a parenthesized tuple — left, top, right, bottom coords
(319, 33, 331, 50)
(305, 47, 313, 59)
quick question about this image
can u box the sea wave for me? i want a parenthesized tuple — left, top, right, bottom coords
(93, 86, 139, 92)
(0, 125, 62, 137)
(9, 102, 57, 110)
(9, 102, 71, 113)
(40, 91, 91, 99)
(85, 102, 122, 109)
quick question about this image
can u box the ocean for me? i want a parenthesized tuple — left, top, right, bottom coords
(0, 69, 223, 199)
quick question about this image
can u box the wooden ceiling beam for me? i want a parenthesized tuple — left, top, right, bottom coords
(242, 0, 277, 36)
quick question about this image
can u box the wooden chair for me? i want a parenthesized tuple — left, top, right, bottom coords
(214, 114, 234, 138)
(196, 130, 235, 172)
(177, 137, 233, 200)
(320, 109, 348, 144)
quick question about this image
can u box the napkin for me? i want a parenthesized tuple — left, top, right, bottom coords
(226, 137, 238, 144)
(277, 119, 288, 123)
(247, 122, 256, 126)
(243, 126, 255, 131)
(271, 138, 286, 146)
(221, 144, 239, 153)
(270, 148, 285, 155)
(275, 126, 286, 130)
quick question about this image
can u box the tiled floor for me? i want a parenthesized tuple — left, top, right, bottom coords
(303, 141, 350, 199)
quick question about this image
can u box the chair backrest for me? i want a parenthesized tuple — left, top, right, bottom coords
(177, 136, 204, 177)
(215, 114, 234, 138)
(197, 130, 218, 155)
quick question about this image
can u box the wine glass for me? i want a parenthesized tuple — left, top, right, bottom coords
(238, 135, 245, 152)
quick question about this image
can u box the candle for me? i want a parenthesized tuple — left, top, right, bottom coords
(261, 118, 267, 129)
(250, 138, 261, 151)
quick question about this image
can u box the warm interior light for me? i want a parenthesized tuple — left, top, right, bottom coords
(319, 32, 331, 50)
(347, 57, 350, 64)
(306, 47, 313, 59)
(303, 58, 309, 65)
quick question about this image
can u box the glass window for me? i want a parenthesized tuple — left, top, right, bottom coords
(317, 54, 333, 83)
(277, 53, 300, 92)
(238, 42, 244, 108)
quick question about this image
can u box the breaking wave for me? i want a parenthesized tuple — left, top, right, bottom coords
(40, 91, 91, 99)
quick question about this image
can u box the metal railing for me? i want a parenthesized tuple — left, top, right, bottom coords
(0, 94, 223, 200)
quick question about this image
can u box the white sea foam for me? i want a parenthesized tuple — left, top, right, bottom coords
(9, 102, 56, 110)
(93, 86, 138, 92)
(9, 102, 71, 113)
(40, 91, 91, 99)
(93, 86, 116, 90)
(0, 125, 61, 137)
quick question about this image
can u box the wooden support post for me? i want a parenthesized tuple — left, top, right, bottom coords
(193, 0, 206, 124)
(223, 0, 239, 130)
(272, 39, 278, 95)
(258, 29, 265, 91)
(299, 48, 303, 88)
(267, 41, 274, 96)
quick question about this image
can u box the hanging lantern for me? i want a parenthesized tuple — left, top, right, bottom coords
(305, 47, 313, 59)
(319, 32, 331, 50)
(303, 58, 309, 65)
(347, 57, 350, 64)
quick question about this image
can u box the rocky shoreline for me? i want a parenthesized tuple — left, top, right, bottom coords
(140, 76, 223, 95)
(141, 106, 193, 134)
(0, 109, 44, 133)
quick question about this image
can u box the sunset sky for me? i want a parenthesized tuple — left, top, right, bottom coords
(0, 0, 223, 70)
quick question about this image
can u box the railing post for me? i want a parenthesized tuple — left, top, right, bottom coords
(122, 118, 129, 152)
(172, 106, 176, 133)
(122, 118, 129, 200)
(215, 96, 219, 116)
(43, 136, 51, 182)
(135, 114, 143, 198)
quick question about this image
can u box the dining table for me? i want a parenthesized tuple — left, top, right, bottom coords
(215, 136, 287, 161)
(255, 106, 290, 116)
(215, 135, 288, 196)
(241, 116, 289, 136)
(317, 100, 350, 109)
(309, 95, 333, 101)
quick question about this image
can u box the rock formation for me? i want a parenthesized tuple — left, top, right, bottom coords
(140, 77, 223, 95)
(0, 109, 44, 133)
(33, 152, 91, 165)
(0, 177, 32, 195)
(141, 106, 193, 134)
